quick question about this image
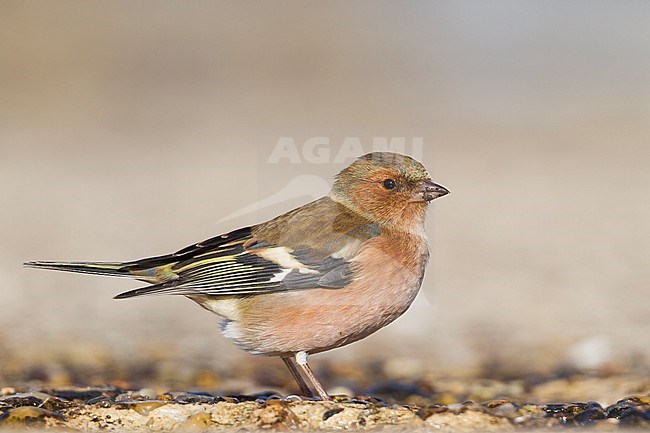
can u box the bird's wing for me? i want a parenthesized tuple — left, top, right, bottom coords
(115, 197, 382, 299)
(114, 229, 356, 299)
(26, 197, 379, 299)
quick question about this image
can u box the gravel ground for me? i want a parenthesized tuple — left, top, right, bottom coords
(1, 359, 648, 431)
(0, 386, 648, 431)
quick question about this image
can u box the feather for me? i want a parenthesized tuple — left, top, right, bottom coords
(28, 198, 381, 300)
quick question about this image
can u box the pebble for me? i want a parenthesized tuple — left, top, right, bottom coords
(171, 393, 216, 404)
(489, 402, 519, 418)
(85, 396, 113, 407)
(573, 408, 606, 425)
(137, 388, 158, 399)
(322, 407, 344, 421)
(327, 386, 353, 397)
(0, 406, 64, 427)
(130, 401, 169, 416)
(283, 394, 304, 402)
(416, 405, 447, 420)
(618, 409, 650, 426)
(115, 392, 151, 403)
(0, 387, 16, 396)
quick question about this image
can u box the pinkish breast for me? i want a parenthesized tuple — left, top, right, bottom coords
(219, 231, 430, 356)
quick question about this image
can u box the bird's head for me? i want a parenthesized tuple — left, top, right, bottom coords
(330, 152, 449, 228)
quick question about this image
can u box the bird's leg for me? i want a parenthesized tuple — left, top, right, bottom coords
(294, 351, 331, 401)
(282, 356, 314, 397)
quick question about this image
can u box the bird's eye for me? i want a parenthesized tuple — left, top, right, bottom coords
(383, 179, 397, 190)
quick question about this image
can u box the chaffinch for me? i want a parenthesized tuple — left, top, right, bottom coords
(25, 152, 449, 400)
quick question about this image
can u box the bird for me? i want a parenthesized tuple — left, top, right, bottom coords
(24, 152, 449, 401)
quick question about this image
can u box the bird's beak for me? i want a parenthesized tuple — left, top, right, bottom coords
(416, 179, 450, 203)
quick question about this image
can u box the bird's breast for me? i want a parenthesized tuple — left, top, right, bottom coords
(211, 230, 430, 356)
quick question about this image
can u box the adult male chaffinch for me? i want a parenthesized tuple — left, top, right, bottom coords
(25, 152, 449, 400)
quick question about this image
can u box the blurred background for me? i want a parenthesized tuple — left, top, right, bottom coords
(1, 1, 648, 391)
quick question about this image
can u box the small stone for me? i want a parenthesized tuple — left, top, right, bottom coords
(618, 409, 650, 426)
(543, 403, 564, 414)
(605, 398, 640, 418)
(138, 388, 157, 399)
(284, 394, 304, 402)
(573, 408, 606, 426)
(131, 401, 169, 416)
(214, 396, 240, 404)
(351, 395, 386, 405)
(0, 387, 16, 396)
(322, 407, 344, 421)
(328, 386, 353, 398)
(86, 396, 113, 407)
(416, 405, 447, 420)
(172, 393, 216, 404)
(490, 402, 519, 418)
(0, 406, 64, 427)
(115, 392, 150, 403)
(485, 399, 513, 409)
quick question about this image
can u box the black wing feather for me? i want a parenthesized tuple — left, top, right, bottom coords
(122, 227, 253, 271)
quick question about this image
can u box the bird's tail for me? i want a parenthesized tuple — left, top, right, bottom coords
(23, 261, 133, 278)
